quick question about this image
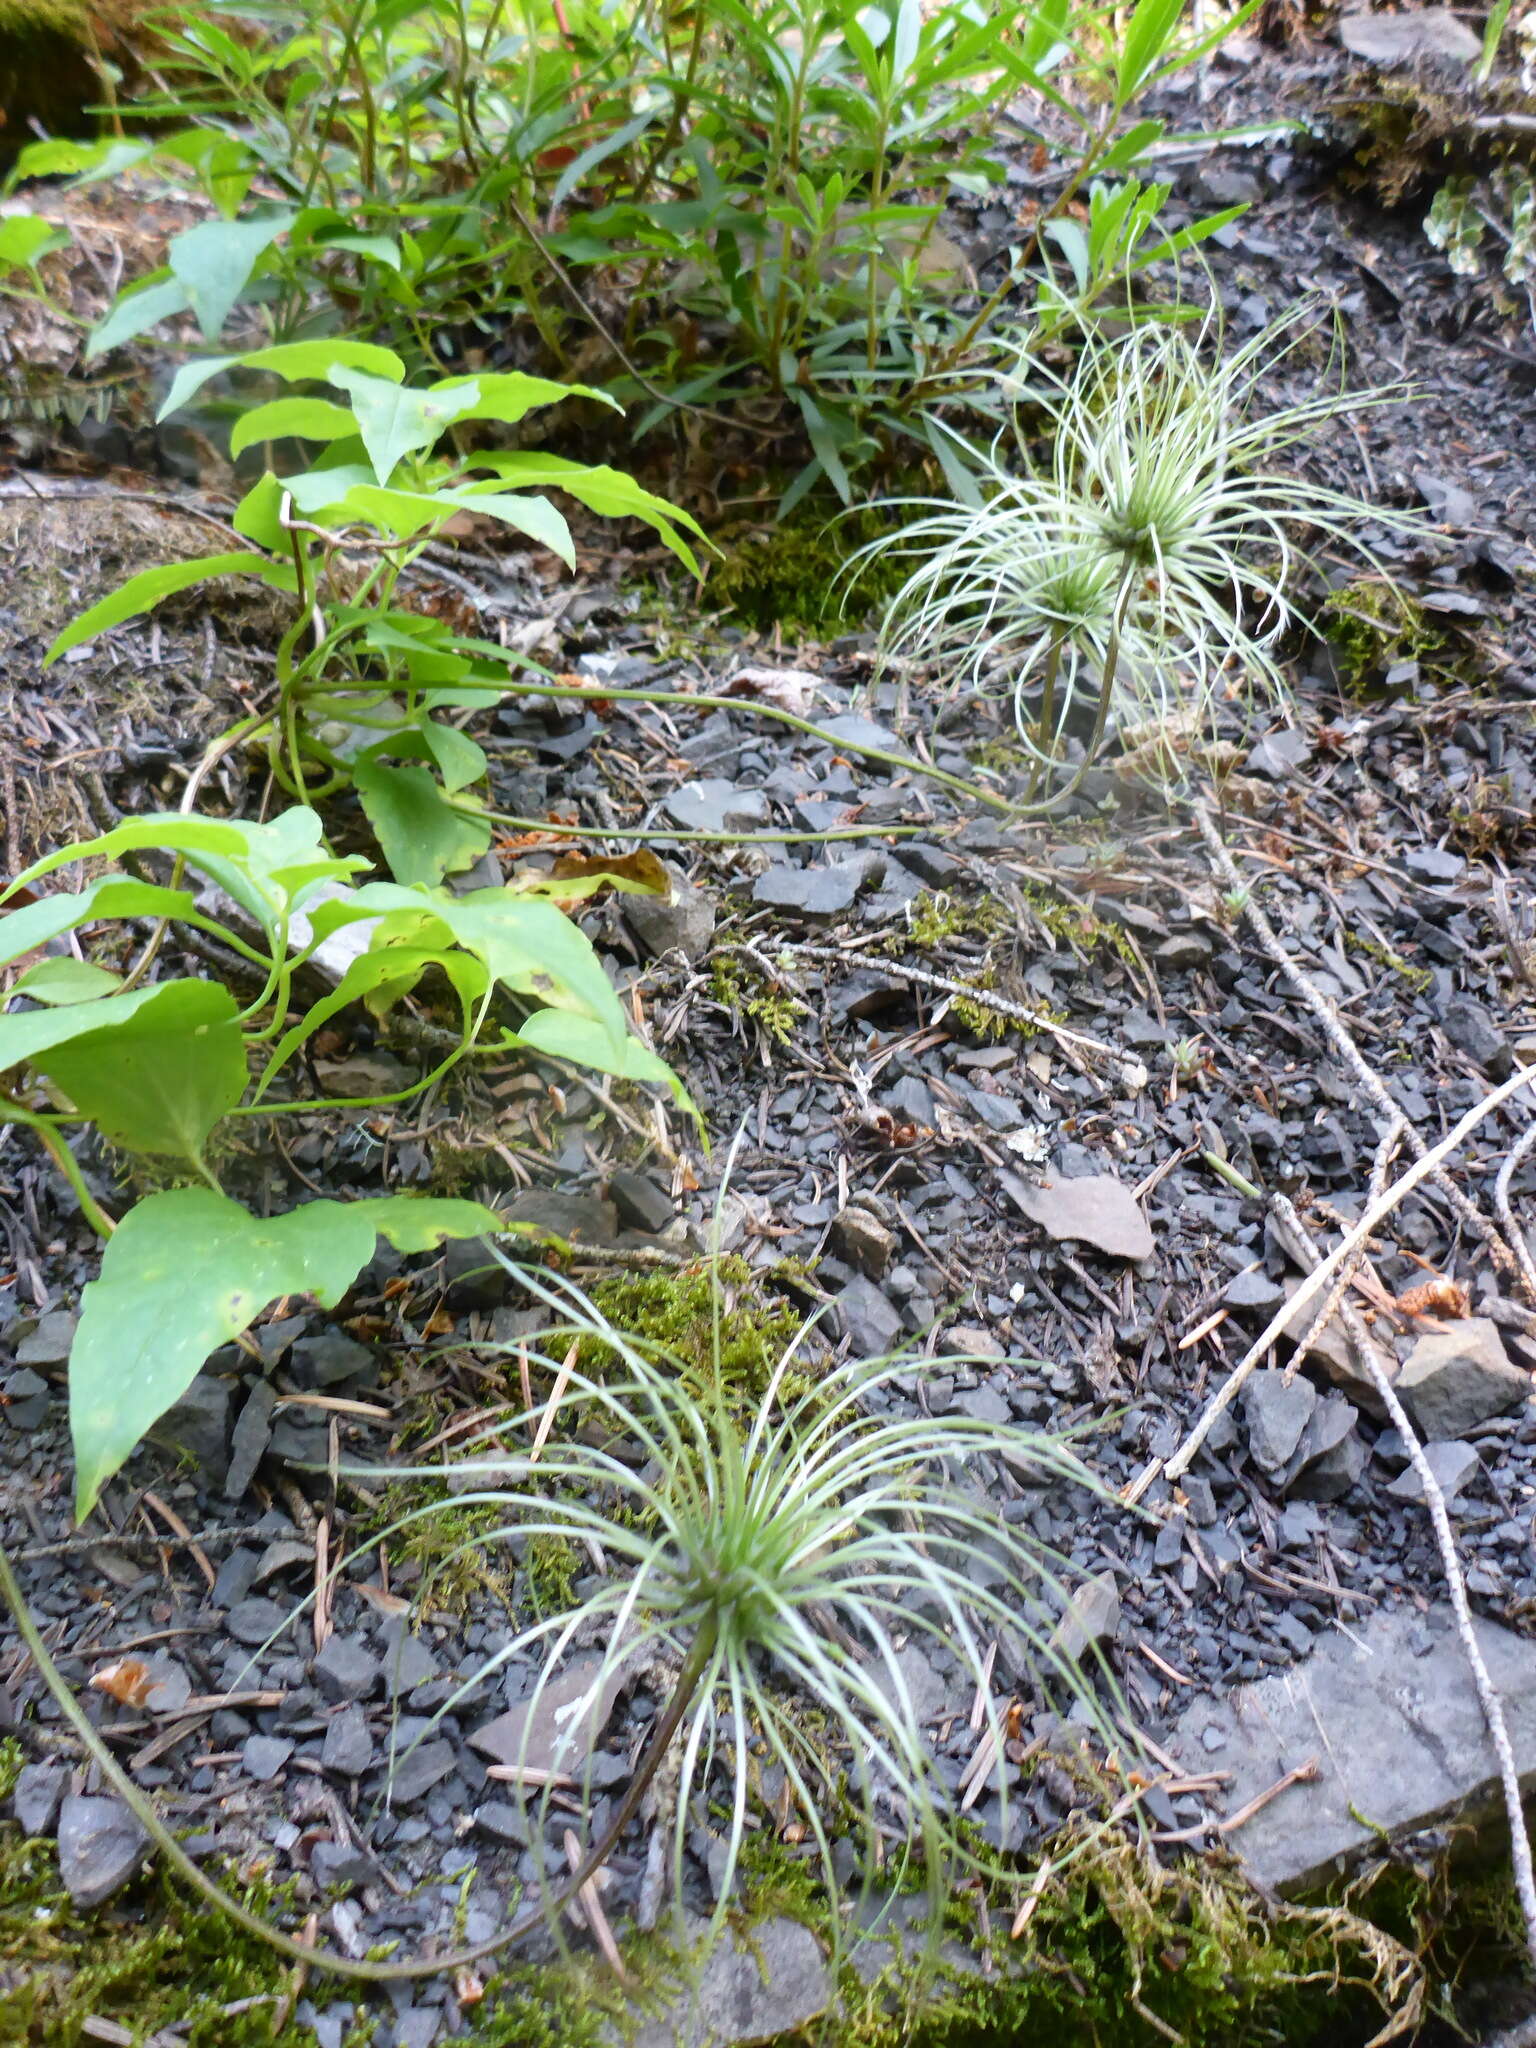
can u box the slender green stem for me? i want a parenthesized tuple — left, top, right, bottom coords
(634, 0, 708, 205)
(484, 675, 1015, 812)
(474, 809, 945, 845)
(1011, 572, 1136, 818)
(1025, 632, 1066, 802)
(0, 1096, 115, 1238)
(0, 1536, 720, 1985)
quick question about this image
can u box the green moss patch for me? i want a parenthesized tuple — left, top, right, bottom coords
(708, 507, 906, 636)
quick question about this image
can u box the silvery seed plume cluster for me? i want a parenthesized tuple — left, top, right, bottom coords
(862, 307, 1424, 786)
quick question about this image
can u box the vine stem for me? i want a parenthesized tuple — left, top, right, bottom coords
(0, 1539, 718, 1987)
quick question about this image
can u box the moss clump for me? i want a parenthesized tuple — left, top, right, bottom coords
(1016, 881, 1141, 974)
(896, 889, 1009, 953)
(523, 1531, 580, 1617)
(820, 1846, 1420, 2047)
(708, 506, 907, 636)
(0, 1836, 360, 2046)
(1344, 929, 1432, 994)
(587, 1256, 808, 1405)
(363, 1478, 516, 1617)
(711, 954, 808, 1046)
(1323, 579, 1445, 692)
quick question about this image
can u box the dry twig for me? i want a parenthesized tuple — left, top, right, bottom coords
(1139, 1057, 1536, 1494)
(1193, 802, 1530, 1288)
(1277, 1127, 1536, 1974)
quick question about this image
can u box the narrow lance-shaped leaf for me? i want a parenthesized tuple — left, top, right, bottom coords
(44, 553, 298, 666)
(157, 339, 405, 424)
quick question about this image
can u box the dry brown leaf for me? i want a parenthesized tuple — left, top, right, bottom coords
(547, 849, 670, 898)
(722, 665, 821, 717)
(1395, 1277, 1471, 1320)
(353, 1581, 411, 1617)
(89, 1658, 153, 1708)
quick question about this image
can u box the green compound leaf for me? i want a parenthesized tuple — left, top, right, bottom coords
(69, 1189, 501, 1518)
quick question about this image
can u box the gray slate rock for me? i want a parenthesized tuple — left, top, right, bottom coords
(14, 1309, 76, 1364)
(387, 1738, 457, 1806)
(608, 1168, 676, 1236)
(835, 1276, 904, 1357)
(242, 1734, 294, 1781)
(313, 1633, 380, 1704)
(379, 1623, 441, 1697)
(1245, 728, 1311, 780)
(310, 1840, 374, 1891)
(322, 1703, 375, 1777)
(1, 1368, 48, 1428)
(1284, 1393, 1364, 1502)
(57, 1795, 148, 1907)
(1224, 1266, 1286, 1312)
(1281, 1275, 1397, 1413)
(624, 865, 716, 964)
(1338, 8, 1480, 62)
(891, 841, 965, 887)
(1387, 1439, 1481, 1504)
(622, 1917, 833, 2048)
(751, 860, 869, 921)
(12, 1762, 65, 1837)
(829, 1205, 898, 1279)
(226, 1378, 277, 1499)
(816, 712, 903, 755)
(1001, 1170, 1154, 1260)
(1241, 1368, 1316, 1471)
(290, 1331, 377, 1389)
(1173, 1601, 1536, 1894)
(1404, 845, 1466, 885)
(1397, 1319, 1529, 1439)
(1049, 1573, 1121, 1664)
(471, 1653, 628, 1775)
(1413, 472, 1479, 529)
(1438, 994, 1512, 1079)
(225, 1597, 290, 1648)
(150, 1374, 232, 1487)
(664, 780, 769, 833)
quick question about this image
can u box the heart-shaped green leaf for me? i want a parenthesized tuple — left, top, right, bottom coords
(28, 979, 247, 1165)
(168, 212, 294, 339)
(69, 1189, 502, 1517)
(327, 367, 479, 483)
(353, 756, 491, 885)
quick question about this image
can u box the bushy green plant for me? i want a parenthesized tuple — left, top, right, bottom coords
(7, 0, 1260, 502)
(0, 805, 688, 1516)
(859, 306, 1426, 801)
(45, 338, 702, 883)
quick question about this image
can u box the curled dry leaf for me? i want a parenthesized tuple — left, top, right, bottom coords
(510, 849, 671, 906)
(89, 1657, 153, 1708)
(722, 665, 821, 717)
(1395, 1277, 1471, 1320)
